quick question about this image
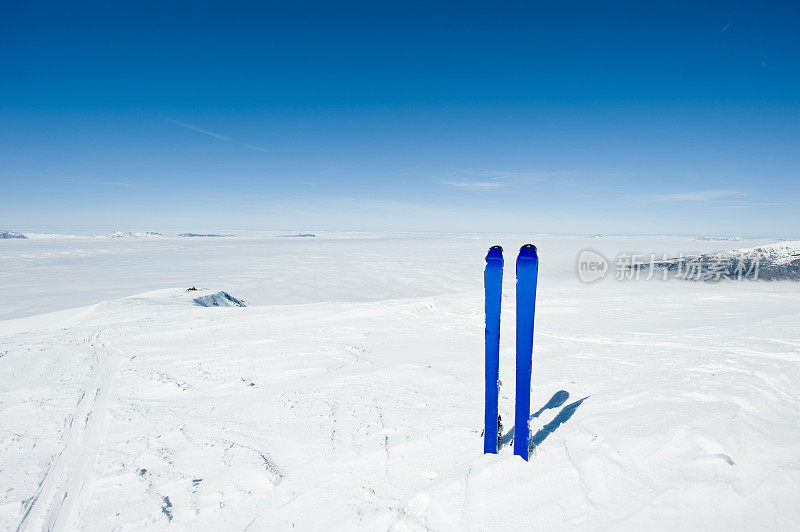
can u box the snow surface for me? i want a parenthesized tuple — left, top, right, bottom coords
(1, 234, 800, 529)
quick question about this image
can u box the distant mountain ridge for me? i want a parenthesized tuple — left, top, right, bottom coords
(638, 241, 800, 281)
(104, 231, 164, 238)
(178, 233, 235, 238)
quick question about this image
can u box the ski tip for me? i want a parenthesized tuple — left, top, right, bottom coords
(518, 244, 538, 260)
(486, 246, 503, 261)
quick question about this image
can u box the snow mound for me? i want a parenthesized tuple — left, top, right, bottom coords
(193, 291, 246, 307)
(0, 231, 26, 239)
(114, 288, 247, 309)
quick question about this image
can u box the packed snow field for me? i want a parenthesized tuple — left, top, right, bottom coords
(2, 233, 800, 529)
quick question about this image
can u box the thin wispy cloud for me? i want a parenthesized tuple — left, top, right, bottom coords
(715, 201, 788, 210)
(475, 169, 569, 181)
(441, 180, 505, 190)
(630, 189, 744, 202)
(96, 181, 140, 188)
(245, 145, 268, 152)
(440, 169, 569, 183)
(168, 119, 231, 141)
(62, 177, 141, 188)
(434, 169, 569, 194)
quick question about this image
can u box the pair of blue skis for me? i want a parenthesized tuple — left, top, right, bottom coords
(483, 244, 538, 461)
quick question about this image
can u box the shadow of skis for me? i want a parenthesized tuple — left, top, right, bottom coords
(499, 390, 575, 449)
(532, 390, 570, 419)
(528, 396, 588, 456)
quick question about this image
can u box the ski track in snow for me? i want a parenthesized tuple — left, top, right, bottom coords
(1, 235, 800, 529)
(15, 332, 120, 531)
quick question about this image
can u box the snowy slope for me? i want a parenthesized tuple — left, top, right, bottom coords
(1, 235, 800, 529)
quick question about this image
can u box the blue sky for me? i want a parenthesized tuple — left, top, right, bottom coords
(1, 1, 798, 235)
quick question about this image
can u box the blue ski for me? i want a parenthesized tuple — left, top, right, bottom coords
(514, 244, 539, 460)
(483, 245, 503, 454)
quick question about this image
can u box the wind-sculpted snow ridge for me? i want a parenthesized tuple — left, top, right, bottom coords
(0, 230, 27, 239)
(638, 240, 800, 281)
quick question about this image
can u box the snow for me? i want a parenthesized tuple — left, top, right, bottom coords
(1, 234, 800, 529)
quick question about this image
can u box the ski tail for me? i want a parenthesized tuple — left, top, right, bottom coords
(484, 245, 504, 454)
(514, 244, 539, 460)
